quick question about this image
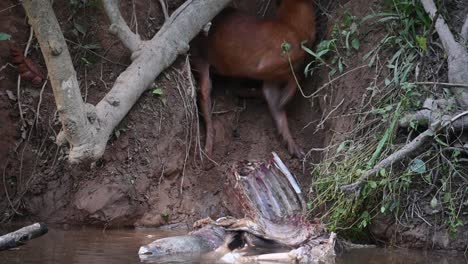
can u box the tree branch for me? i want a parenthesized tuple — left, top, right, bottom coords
(23, 0, 99, 162)
(158, 0, 169, 21)
(24, 0, 229, 163)
(0, 223, 48, 251)
(419, 0, 468, 108)
(341, 111, 468, 193)
(101, 0, 142, 52)
(461, 14, 468, 44)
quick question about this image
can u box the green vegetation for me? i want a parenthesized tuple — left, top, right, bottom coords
(0, 32, 11, 41)
(307, 0, 466, 239)
(303, 11, 361, 77)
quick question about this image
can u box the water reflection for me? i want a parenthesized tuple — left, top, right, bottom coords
(1, 226, 185, 264)
(0, 227, 466, 264)
(336, 248, 467, 264)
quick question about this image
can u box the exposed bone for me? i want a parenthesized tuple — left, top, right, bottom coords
(139, 153, 338, 263)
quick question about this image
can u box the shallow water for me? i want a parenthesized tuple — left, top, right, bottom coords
(0, 227, 466, 264)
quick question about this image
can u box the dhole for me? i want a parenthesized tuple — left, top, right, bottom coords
(191, 0, 316, 158)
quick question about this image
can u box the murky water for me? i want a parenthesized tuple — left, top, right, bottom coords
(0, 226, 466, 264)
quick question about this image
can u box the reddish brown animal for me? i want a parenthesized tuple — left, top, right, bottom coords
(191, 0, 316, 158)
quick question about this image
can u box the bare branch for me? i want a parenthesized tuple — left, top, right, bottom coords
(159, 0, 169, 21)
(419, 0, 468, 108)
(341, 111, 468, 193)
(102, 0, 142, 52)
(24, 0, 230, 163)
(22, 0, 99, 161)
(461, 14, 468, 44)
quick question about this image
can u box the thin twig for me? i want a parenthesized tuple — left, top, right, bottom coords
(84, 67, 88, 103)
(2, 159, 22, 217)
(158, 164, 165, 193)
(298, 65, 368, 99)
(65, 39, 128, 67)
(17, 27, 35, 186)
(0, 3, 19, 13)
(408, 81, 468, 88)
(159, 0, 169, 21)
(261, 0, 272, 17)
(0, 63, 14, 73)
(99, 63, 109, 90)
(16, 27, 35, 128)
(34, 80, 48, 129)
(314, 98, 345, 133)
(131, 0, 139, 35)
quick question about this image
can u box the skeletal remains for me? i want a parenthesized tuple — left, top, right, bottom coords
(138, 153, 369, 263)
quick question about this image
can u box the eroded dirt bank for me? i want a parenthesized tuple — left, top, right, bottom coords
(0, 0, 466, 251)
(0, 0, 323, 227)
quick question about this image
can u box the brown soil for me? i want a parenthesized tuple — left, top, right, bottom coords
(0, 0, 323, 228)
(0, 0, 466, 251)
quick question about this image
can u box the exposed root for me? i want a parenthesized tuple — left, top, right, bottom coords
(158, 0, 169, 21)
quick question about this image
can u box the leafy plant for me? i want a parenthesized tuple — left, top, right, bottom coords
(161, 213, 169, 222)
(0, 32, 11, 41)
(308, 0, 466, 239)
(152, 88, 164, 96)
(303, 11, 362, 77)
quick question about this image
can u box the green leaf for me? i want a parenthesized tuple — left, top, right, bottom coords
(152, 88, 164, 95)
(336, 141, 347, 154)
(384, 78, 391, 86)
(380, 206, 386, 214)
(409, 158, 426, 174)
(369, 181, 377, 189)
(443, 193, 451, 203)
(281, 41, 292, 53)
(367, 102, 402, 168)
(161, 213, 169, 221)
(351, 38, 360, 50)
(81, 57, 92, 65)
(74, 22, 87, 35)
(415, 35, 427, 51)
(434, 135, 449, 147)
(82, 44, 101, 50)
(345, 31, 351, 50)
(379, 168, 387, 177)
(0, 32, 11, 41)
(338, 59, 344, 73)
(430, 197, 438, 208)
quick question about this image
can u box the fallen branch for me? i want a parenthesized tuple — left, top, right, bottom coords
(23, 0, 230, 163)
(0, 223, 48, 251)
(341, 111, 468, 193)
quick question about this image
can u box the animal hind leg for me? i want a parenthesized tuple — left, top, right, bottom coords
(193, 59, 214, 157)
(262, 81, 304, 158)
(278, 77, 298, 109)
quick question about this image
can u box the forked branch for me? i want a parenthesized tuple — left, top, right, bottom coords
(23, 0, 230, 163)
(101, 0, 141, 52)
